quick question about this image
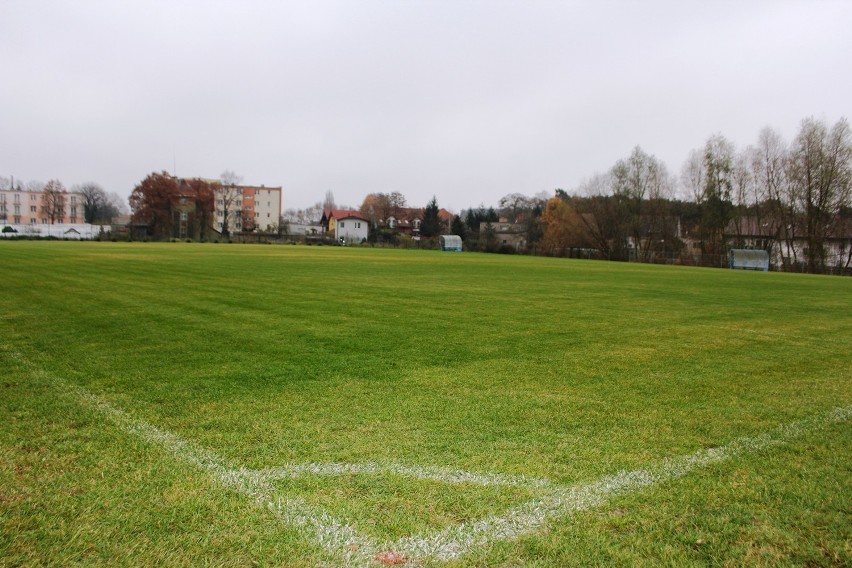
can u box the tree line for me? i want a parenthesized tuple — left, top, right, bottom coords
(277, 117, 850, 274)
(453, 116, 851, 274)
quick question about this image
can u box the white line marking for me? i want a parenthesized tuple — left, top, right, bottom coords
(57, 378, 851, 567)
(255, 462, 551, 488)
(62, 382, 380, 565)
(386, 406, 852, 563)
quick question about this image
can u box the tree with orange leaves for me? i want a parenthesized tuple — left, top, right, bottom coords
(130, 172, 216, 240)
(539, 195, 593, 256)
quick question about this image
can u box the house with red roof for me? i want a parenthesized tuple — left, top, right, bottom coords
(383, 207, 454, 237)
(320, 209, 369, 244)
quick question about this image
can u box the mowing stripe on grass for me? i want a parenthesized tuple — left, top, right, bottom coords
(55, 375, 850, 567)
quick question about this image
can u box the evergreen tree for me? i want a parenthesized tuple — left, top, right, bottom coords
(421, 196, 441, 237)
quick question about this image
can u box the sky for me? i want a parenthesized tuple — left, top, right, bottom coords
(1, 0, 850, 213)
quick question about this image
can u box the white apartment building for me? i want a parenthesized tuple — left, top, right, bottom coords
(214, 184, 282, 234)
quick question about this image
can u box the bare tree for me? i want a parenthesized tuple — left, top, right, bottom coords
(323, 190, 336, 211)
(78, 183, 103, 223)
(106, 192, 129, 216)
(27, 180, 45, 193)
(388, 191, 406, 219)
(679, 148, 704, 202)
(745, 128, 789, 265)
(76, 183, 108, 223)
(699, 134, 735, 256)
(610, 146, 673, 261)
(75, 183, 126, 224)
(283, 202, 324, 225)
(360, 192, 407, 226)
(729, 150, 753, 246)
(218, 171, 244, 236)
(360, 193, 391, 225)
(498, 193, 541, 223)
(41, 179, 67, 224)
(220, 170, 243, 187)
(575, 172, 631, 259)
(787, 117, 852, 272)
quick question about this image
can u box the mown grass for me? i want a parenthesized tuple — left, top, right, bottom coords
(1, 241, 849, 566)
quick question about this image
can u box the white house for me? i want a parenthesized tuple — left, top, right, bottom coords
(335, 213, 369, 245)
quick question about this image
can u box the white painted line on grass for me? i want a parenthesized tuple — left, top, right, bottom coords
(255, 461, 552, 488)
(60, 381, 380, 566)
(385, 405, 852, 563)
(57, 377, 851, 567)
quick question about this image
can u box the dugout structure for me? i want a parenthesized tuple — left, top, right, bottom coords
(729, 249, 769, 271)
(440, 235, 463, 252)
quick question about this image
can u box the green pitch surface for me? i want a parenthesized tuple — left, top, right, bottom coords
(1, 242, 850, 566)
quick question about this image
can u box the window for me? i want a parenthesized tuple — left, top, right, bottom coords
(70, 196, 76, 204)
(30, 218, 36, 224)
(31, 194, 37, 201)
(14, 194, 20, 203)
(356, 222, 361, 228)
(30, 206, 36, 212)
(42, 219, 47, 224)
(180, 212, 188, 221)
(339, 221, 344, 228)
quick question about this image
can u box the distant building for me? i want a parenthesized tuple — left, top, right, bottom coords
(320, 209, 369, 244)
(215, 183, 282, 234)
(724, 215, 852, 272)
(0, 188, 84, 226)
(480, 220, 527, 251)
(375, 207, 454, 237)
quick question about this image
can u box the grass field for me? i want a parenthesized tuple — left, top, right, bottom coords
(1, 241, 850, 566)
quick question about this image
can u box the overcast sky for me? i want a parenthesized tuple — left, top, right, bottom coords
(2, 1, 850, 212)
